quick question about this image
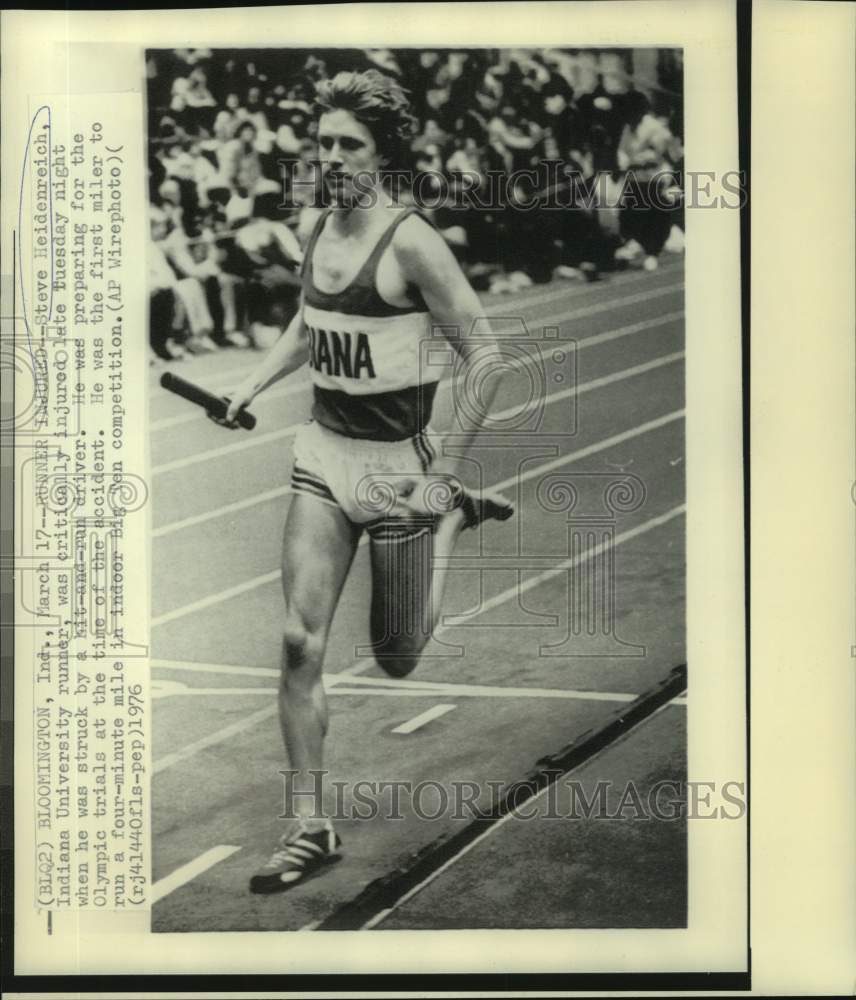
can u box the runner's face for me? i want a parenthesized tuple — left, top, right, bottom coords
(318, 109, 384, 205)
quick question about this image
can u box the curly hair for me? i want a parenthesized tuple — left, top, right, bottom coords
(313, 69, 417, 163)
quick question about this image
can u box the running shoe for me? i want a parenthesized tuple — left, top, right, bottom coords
(249, 822, 342, 894)
(163, 337, 188, 361)
(553, 264, 583, 281)
(507, 270, 534, 290)
(223, 330, 252, 348)
(614, 238, 642, 261)
(186, 334, 219, 354)
(459, 487, 515, 530)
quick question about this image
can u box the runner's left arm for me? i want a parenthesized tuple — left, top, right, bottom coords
(394, 216, 504, 490)
(224, 299, 309, 424)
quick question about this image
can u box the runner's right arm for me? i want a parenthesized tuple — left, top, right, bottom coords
(224, 299, 309, 423)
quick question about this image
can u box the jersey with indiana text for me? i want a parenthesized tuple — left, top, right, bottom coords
(300, 207, 440, 441)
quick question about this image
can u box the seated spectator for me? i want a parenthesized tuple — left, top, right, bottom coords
(148, 207, 186, 362)
(221, 191, 303, 349)
(218, 121, 263, 187)
(243, 85, 270, 133)
(148, 206, 218, 359)
(191, 208, 252, 349)
(157, 207, 220, 354)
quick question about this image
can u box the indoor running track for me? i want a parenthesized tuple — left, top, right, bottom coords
(149, 256, 687, 932)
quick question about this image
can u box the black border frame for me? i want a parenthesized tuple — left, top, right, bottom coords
(0, 0, 752, 991)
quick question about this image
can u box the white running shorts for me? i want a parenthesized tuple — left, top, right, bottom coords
(289, 420, 439, 537)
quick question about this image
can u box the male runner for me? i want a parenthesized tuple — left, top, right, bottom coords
(223, 69, 512, 893)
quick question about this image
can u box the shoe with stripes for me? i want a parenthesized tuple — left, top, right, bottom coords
(249, 822, 342, 894)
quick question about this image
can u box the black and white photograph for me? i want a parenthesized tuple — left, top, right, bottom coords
(28, 1, 856, 989)
(146, 42, 691, 933)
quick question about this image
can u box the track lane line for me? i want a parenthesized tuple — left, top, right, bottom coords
(151, 659, 666, 703)
(151, 845, 241, 903)
(150, 661, 685, 706)
(150, 684, 644, 701)
(152, 659, 280, 678)
(391, 704, 457, 734)
(152, 485, 291, 539)
(152, 704, 278, 774)
(152, 654, 430, 773)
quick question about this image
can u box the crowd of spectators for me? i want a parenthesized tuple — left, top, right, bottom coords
(146, 46, 684, 362)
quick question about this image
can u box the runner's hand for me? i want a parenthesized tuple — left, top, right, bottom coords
(208, 382, 256, 429)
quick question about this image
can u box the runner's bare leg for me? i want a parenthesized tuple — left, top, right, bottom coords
(367, 504, 467, 677)
(279, 493, 361, 823)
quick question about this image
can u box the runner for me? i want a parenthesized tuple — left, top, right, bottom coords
(222, 69, 513, 893)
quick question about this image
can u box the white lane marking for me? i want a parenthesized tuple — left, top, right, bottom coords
(152, 570, 281, 628)
(150, 268, 683, 410)
(338, 677, 640, 702)
(491, 350, 682, 423)
(152, 485, 290, 539)
(493, 408, 683, 494)
(391, 704, 457, 734)
(455, 505, 684, 622)
(151, 331, 683, 534)
(152, 704, 278, 773)
(151, 845, 241, 903)
(151, 406, 684, 628)
(151, 423, 302, 478)
(152, 658, 280, 678)
(150, 295, 683, 474)
(154, 681, 274, 698)
(151, 685, 634, 701)
(150, 661, 680, 706)
(153, 657, 381, 772)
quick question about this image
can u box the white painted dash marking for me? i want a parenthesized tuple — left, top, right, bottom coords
(151, 845, 241, 903)
(153, 704, 277, 773)
(391, 703, 457, 734)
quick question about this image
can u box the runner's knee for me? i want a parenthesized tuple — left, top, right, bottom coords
(282, 609, 325, 670)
